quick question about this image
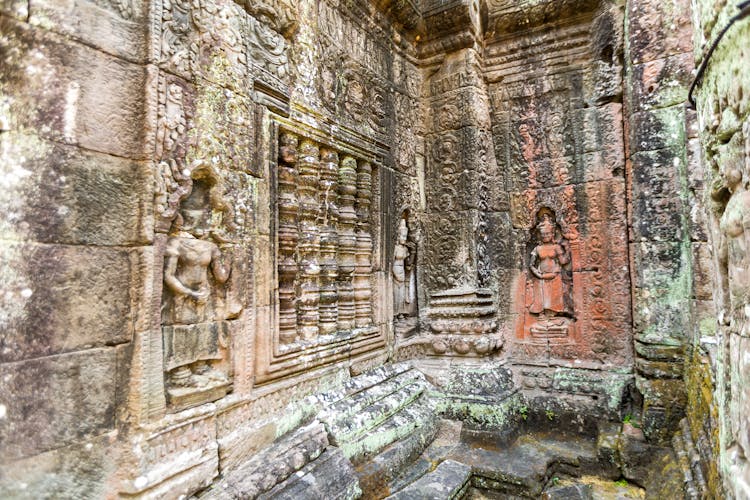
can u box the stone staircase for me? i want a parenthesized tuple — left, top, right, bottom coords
(197, 364, 697, 500)
(197, 362, 438, 500)
(385, 460, 471, 500)
(317, 363, 437, 465)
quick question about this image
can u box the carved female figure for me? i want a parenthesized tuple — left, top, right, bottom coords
(164, 211, 230, 325)
(393, 217, 416, 318)
(528, 212, 571, 334)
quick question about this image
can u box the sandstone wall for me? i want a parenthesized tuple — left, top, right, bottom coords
(1, 0, 746, 497)
(624, 0, 699, 443)
(0, 0, 422, 496)
(689, 0, 750, 495)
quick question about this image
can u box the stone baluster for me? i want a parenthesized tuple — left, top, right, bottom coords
(354, 160, 373, 327)
(318, 148, 339, 335)
(337, 155, 358, 331)
(277, 132, 300, 345)
(297, 140, 321, 340)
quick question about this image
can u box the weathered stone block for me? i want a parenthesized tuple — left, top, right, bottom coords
(29, 0, 147, 63)
(635, 341, 685, 362)
(0, 348, 117, 459)
(627, 0, 693, 65)
(0, 243, 140, 362)
(687, 188, 709, 242)
(580, 103, 624, 155)
(422, 210, 478, 290)
(636, 358, 684, 379)
(441, 363, 515, 399)
(629, 53, 693, 111)
(692, 242, 715, 301)
(258, 447, 361, 500)
(0, 17, 147, 158)
(118, 409, 219, 499)
(0, 430, 118, 499)
(629, 107, 686, 155)
(637, 375, 687, 443)
(189, 83, 256, 174)
(0, 0, 27, 20)
(632, 295, 690, 343)
(630, 242, 689, 289)
(386, 459, 471, 500)
(0, 132, 152, 245)
(485, 212, 516, 270)
(630, 147, 683, 200)
(632, 194, 685, 242)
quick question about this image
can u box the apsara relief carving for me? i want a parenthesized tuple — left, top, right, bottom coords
(527, 209, 573, 339)
(161, 161, 242, 410)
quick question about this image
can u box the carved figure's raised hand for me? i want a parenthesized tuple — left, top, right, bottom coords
(190, 287, 209, 303)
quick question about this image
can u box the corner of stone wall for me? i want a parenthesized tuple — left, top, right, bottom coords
(624, 0, 699, 444)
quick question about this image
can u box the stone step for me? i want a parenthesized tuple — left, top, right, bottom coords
(343, 399, 437, 463)
(257, 448, 361, 500)
(385, 460, 472, 500)
(357, 415, 440, 497)
(317, 363, 413, 406)
(317, 363, 436, 464)
(447, 434, 599, 497)
(320, 370, 428, 444)
(198, 421, 329, 499)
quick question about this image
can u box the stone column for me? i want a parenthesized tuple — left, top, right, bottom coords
(354, 160, 373, 327)
(318, 148, 339, 334)
(297, 140, 321, 340)
(337, 155, 358, 330)
(277, 132, 299, 344)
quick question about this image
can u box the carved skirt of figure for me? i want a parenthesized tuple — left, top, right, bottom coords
(529, 273, 565, 315)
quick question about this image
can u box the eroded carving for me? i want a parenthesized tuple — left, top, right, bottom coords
(159, 0, 196, 77)
(248, 10, 289, 80)
(161, 161, 240, 410)
(393, 214, 418, 337)
(393, 215, 417, 320)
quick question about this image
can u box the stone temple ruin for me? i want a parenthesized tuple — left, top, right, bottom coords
(1, 0, 750, 498)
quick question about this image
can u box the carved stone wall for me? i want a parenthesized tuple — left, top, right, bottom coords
(3, 0, 746, 497)
(690, 0, 750, 495)
(484, 1, 632, 369)
(0, 0, 420, 496)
